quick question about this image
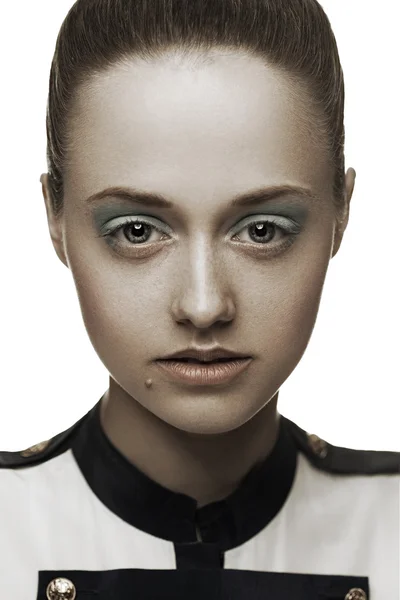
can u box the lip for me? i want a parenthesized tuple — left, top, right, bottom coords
(154, 357, 253, 386)
(159, 346, 250, 362)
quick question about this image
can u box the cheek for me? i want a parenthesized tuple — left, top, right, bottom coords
(249, 244, 331, 376)
(68, 250, 163, 365)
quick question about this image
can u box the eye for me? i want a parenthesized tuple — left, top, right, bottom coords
(231, 215, 301, 248)
(99, 217, 171, 245)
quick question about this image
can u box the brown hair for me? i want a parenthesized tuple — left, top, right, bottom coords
(45, 0, 345, 218)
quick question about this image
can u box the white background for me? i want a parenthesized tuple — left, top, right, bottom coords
(0, 1, 398, 450)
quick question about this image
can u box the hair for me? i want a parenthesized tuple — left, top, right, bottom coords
(45, 0, 345, 220)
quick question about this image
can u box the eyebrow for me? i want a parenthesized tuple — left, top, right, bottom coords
(85, 184, 319, 208)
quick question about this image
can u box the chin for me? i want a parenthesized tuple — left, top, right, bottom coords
(153, 396, 265, 436)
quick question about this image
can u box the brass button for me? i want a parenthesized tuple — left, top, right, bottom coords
(20, 439, 51, 457)
(307, 433, 328, 458)
(46, 577, 77, 600)
(344, 588, 367, 600)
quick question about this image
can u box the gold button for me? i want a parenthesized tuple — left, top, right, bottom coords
(344, 588, 367, 600)
(20, 439, 50, 457)
(307, 433, 328, 458)
(46, 578, 77, 600)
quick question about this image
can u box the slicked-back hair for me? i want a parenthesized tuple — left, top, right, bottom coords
(45, 0, 345, 218)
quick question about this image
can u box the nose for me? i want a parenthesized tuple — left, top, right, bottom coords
(171, 239, 236, 329)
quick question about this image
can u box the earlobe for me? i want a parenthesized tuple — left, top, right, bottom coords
(40, 173, 69, 269)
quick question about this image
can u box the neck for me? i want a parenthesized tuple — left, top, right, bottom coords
(100, 379, 281, 508)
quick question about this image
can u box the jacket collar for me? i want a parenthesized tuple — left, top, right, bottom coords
(71, 398, 298, 551)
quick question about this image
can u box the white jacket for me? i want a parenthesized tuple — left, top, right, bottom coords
(0, 396, 399, 600)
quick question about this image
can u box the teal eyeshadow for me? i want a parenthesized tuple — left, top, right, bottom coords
(257, 204, 309, 224)
(91, 201, 310, 232)
(92, 203, 141, 231)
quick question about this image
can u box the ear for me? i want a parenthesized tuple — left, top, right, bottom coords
(331, 167, 356, 258)
(40, 173, 69, 268)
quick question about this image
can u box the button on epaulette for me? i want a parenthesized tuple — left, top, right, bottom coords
(20, 439, 51, 457)
(0, 436, 57, 468)
(46, 577, 76, 600)
(282, 415, 400, 475)
(345, 588, 367, 600)
(0, 404, 96, 469)
(307, 433, 328, 459)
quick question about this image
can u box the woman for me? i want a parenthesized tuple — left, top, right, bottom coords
(0, 0, 398, 598)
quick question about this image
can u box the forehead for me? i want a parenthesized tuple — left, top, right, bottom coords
(64, 51, 333, 203)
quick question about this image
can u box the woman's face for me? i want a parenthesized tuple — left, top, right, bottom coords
(43, 50, 354, 434)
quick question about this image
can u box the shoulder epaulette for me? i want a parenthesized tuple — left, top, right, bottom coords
(283, 415, 400, 475)
(0, 405, 94, 469)
(3, 409, 398, 474)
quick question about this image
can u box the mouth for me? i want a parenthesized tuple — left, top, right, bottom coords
(154, 357, 253, 385)
(160, 357, 242, 363)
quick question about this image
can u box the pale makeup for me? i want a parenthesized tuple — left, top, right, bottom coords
(42, 50, 355, 505)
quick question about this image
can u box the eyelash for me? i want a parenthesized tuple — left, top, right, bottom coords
(98, 216, 301, 255)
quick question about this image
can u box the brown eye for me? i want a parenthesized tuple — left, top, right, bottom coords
(248, 222, 277, 243)
(232, 217, 300, 245)
(100, 217, 170, 245)
(123, 222, 153, 244)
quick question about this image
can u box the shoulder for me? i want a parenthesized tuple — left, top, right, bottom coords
(0, 407, 92, 470)
(282, 414, 400, 475)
